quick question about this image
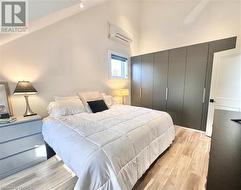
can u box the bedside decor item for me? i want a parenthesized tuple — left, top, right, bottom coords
(114, 89, 129, 104)
(0, 117, 16, 124)
(0, 113, 10, 119)
(13, 81, 38, 117)
(0, 81, 13, 117)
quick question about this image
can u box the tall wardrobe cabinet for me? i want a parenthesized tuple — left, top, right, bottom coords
(167, 47, 187, 126)
(182, 44, 208, 129)
(153, 51, 168, 111)
(131, 37, 236, 131)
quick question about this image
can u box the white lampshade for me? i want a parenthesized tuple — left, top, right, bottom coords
(113, 89, 129, 97)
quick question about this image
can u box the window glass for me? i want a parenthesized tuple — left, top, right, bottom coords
(111, 59, 122, 77)
(110, 53, 128, 79)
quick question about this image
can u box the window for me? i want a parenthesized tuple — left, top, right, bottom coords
(109, 53, 128, 79)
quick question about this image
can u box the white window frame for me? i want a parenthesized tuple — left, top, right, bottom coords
(108, 50, 129, 79)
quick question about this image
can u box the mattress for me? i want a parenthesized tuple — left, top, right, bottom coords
(42, 105, 175, 190)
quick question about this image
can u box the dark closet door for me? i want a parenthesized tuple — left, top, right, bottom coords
(140, 54, 154, 109)
(167, 47, 187, 125)
(153, 51, 168, 111)
(182, 43, 209, 130)
(131, 56, 142, 106)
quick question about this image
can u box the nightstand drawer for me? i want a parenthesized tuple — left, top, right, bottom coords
(0, 120, 42, 143)
(0, 146, 46, 179)
(0, 134, 44, 160)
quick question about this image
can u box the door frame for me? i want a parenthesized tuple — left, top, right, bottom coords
(206, 48, 241, 136)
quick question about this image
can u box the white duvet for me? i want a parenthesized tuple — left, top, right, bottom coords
(42, 105, 175, 190)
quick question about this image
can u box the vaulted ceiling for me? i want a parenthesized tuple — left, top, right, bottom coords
(0, 0, 109, 45)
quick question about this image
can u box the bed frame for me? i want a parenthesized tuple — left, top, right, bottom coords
(45, 141, 56, 159)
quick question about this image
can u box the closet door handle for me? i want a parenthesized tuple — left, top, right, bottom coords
(165, 88, 168, 101)
(139, 87, 142, 98)
(202, 88, 206, 103)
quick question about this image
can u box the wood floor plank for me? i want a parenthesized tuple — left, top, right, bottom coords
(133, 127, 210, 190)
(52, 177, 78, 190)
(0, 127, 211, 190)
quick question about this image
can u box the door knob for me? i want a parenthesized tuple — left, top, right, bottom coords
(210, 99, 215, 103)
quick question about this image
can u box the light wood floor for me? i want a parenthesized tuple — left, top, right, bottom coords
(0, 127, 211, 190)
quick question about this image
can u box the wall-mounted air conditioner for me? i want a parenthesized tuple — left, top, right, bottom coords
(108, 23, 132, 46)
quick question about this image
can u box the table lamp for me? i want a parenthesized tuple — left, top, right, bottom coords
(117, 89, 129, 104)
(14, 81, 38, 117)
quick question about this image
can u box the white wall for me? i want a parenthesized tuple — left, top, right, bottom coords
(136, 0, 241, 55)
(0, 1, 139, 117)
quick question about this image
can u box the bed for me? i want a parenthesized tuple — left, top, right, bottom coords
(42, 104, 175, 190)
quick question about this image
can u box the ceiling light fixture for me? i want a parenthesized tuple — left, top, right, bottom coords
(79, 1, 84, 9)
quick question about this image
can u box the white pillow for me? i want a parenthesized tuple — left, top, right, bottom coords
(54, 95, 80, 101)
(78, 91, 103, 112)
(101, 93, 114, 108)
(47, 99, 86, 117)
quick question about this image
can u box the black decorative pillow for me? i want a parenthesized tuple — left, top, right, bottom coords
(87, 100, 108, 113)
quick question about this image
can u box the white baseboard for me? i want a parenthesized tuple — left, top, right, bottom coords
(175, 125, 206, 134)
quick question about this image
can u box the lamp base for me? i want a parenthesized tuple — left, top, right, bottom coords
(24, 113, 37, 117)
(23, 95, 37, 117)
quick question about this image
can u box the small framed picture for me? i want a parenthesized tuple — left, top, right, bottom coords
(0, 82, 13, 116)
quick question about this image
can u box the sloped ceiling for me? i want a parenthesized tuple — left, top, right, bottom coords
(0, 0, 108, 46)
(29, 0, 81, 22)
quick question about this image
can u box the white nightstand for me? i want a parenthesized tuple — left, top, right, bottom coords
(0, 115, 46, 179)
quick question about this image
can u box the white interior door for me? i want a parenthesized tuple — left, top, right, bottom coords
(206, 49, 241, 137)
